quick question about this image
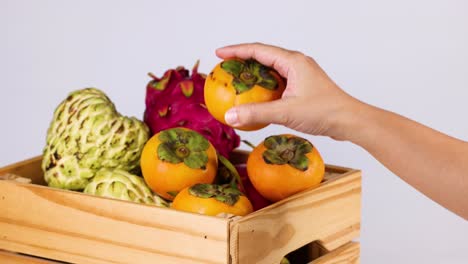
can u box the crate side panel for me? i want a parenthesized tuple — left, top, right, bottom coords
(230, 171, 361, 264)
(0, 181, 229, 264)
(0, 222, 223, 264)
(0, 156, 44, 184)
(309, 242, 360, 264)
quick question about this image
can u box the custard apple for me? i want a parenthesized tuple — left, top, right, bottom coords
(84, 168, 168, 206)
(42, 88, 149, 190)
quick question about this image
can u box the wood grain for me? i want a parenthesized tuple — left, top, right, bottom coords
(0, 153, 360, 263)
(0, 180, 230, 264)
(229, 170, 361, 264)
(0, 156, 44, 184)
(0, 250, 65, 264)
(309, 242, 360, 264)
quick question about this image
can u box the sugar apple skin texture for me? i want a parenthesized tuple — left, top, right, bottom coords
(84, 168, 168, 207)
(42, 88, 149, 190)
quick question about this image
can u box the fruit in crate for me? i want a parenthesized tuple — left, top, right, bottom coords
(213, 149, 271, 211)
(42, 88, 149, 190)
(171, 183, 253, 216)
(247, 135, 325, 202)
(140, 127, 218, 200)
(84, 168, 168, 207)
(144, 62, 240, 158)
(235, 164, 271, 211)
(204, 58, 286, 131)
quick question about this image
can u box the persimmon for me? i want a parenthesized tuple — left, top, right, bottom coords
(171, 183, 253, 216)
(204, 58, 286, 131)
(246, 134, 325, 202)
(140, 127, 218, 200)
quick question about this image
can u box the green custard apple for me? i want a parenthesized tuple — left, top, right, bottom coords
(84, 168, 168, 206)
(42, 88, 149, 190)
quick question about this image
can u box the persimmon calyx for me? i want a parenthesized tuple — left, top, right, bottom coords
(220, 59, 278, 94)
(262, 135, 313, 171)
(189, 183, 242, 206)
(157, 128, 210, 169)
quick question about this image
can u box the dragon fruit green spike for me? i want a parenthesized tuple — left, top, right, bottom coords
(84, 168, 168, 206)
(144, 61, 240, 158)
(42, 88, 149, 190)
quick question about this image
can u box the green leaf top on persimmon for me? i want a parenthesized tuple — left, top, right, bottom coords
(262, 135, 313, 171)
(189, 183, 243, 206)
(220, 59, 279, 94)
(157, 128, 210, 169)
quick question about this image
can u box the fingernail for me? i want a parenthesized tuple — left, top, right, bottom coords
(224, 108, 240, 126)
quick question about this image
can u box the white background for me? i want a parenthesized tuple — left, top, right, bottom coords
(1, 0, 467, 263)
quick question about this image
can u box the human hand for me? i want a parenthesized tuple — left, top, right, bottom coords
(217, 43, 363, 141)
(218, 44, 468, 220)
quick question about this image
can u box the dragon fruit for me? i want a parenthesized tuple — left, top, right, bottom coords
(144, 62, 240, 158)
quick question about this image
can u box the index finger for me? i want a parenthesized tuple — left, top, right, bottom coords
(216, 42, 293, 78)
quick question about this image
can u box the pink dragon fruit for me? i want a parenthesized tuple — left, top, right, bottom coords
(144, 61, 240, 158)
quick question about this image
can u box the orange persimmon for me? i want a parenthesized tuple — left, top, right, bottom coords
(204, 58, 286, 131)
(171, 184, 253, 216)
(140, 127, 218, 201)
(246, 134, 325, 202)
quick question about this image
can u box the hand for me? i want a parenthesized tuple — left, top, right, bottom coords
(218, 43, 468, 220)
(217, 42, 362, 140)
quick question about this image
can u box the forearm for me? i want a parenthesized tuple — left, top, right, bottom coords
(343, 101, 468, 219)
(216, 42, 468, 218)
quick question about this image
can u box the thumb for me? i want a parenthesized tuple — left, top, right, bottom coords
(224, 100, 289, 128)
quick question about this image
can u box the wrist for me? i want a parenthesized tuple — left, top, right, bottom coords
(328, 97, 377, 143)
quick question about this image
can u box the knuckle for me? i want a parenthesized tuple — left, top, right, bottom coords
(305, 55, 318, 66)
(247, 42, 263, 52)
(288, 50, 306, 62)
(238, 105, 255, 124)
(277, 110, 290, 125)
(271, 102, 290, 125)
(245, 43, 260, 59)
(306, 55, 317, 63)
(250, 41, 263, 47)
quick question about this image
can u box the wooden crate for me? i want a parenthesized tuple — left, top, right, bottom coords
(0, 151, 361, 264)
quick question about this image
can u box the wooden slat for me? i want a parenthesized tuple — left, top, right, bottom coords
(229, 170, 361, 264)
(309, 242, 360, 264)
(0, 181, 229, 264)
(0, 156, 44, 184)
(0, 250, 65, 264)
(0, 153, 360, 264)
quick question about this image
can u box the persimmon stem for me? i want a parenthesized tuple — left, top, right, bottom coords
(217, 154, 244, 192)
(241, 140, 256, 149)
